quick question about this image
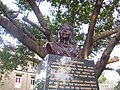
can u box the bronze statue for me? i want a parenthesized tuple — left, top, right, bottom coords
(46, 23, 79, 58)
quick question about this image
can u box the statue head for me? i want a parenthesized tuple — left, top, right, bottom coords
(58, 23, 73, 42)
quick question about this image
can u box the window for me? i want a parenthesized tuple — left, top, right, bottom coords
(16, 77, 21, 83)
(30, 77, 35, 89)
(31, 78, 35, 85)
(15, 75, 22, 88)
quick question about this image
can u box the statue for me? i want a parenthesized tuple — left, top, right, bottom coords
(46, 23, 79, 58)
(36, 24, 99, 90)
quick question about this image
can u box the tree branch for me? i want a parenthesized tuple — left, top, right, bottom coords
(22, 16, 47, 34)
(0, 16, 47, 59)
(96, 27, 120, 78)
(82, 0, 103, 59)
(26, 0, 53, 41)
(107, 57, 119, 64)
(93, 27, 120, 42)
(86, 27, 120, 55)
(2, 10, 37, 42)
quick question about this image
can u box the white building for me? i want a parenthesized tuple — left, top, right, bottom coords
(0, 60, 36, 90)
(99, 83, 114, 90)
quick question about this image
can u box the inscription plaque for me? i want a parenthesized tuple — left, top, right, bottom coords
(34, 54, 99, 90)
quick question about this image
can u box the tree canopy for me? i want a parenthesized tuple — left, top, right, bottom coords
(0, 0, 120, 78)
(114, 67, 120, 90)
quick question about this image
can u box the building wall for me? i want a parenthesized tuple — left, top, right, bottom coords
(99, 83, 114, 90)
(0, 71, 15, 90)
(0, 61, 36, 90)
(0, 70, 35, 90)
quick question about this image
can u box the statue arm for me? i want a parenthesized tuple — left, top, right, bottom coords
(46, 42, 56, 54)
(46, 42, 52, 54)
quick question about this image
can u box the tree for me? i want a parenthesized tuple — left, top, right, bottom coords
(114, 68, 120, 90)
(0, 0, 120, 78)
(0, 44, 39, 73)
(98, 73, 106, 83)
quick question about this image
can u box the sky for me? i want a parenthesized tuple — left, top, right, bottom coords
(1, 0, 120, 85)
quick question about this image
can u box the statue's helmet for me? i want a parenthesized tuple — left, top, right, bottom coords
(58, 23, 73, 32)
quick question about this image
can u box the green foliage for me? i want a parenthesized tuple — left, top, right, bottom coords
(116, 68, 120, 75)
(114, 68, 120, 90)
(48, 0, 94, 26)
(46, 0, 119, 56)
(98, 74, 107, 83)
(0, 44, 38, 73)
(24, 24, 47, 45)
(34, 79, 45, 90)
(14, 0, 31, 12)
(96, 0, 119, 32)
(114, 81, 120, 90)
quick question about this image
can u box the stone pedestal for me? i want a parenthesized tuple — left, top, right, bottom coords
(34, 54, 99, 90)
